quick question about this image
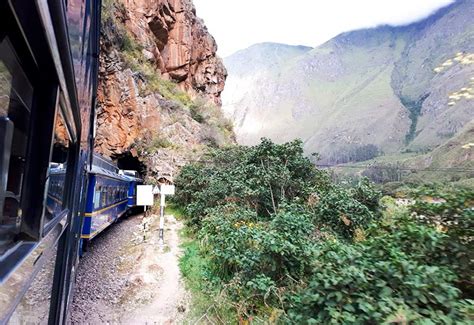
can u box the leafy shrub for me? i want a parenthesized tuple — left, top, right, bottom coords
(176, 139, 473, 323)
(286, 214, 472, 324)
(199, 203, 316, 315)
(315, 186, 376, 240)
(350, 177, 382, 213)
(409, 186, 474, 296)
(174, 139, 330, 228)
(410, 186, 473, 240)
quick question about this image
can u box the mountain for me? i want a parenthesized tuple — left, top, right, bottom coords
(95, 0, 232, 180)
(223, 0, 474, 165)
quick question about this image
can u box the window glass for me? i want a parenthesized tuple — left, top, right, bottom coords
(9, 240, 59, 323)
(94, 185, 101, 210)
(44, 111, 70, 225)
(0, 37, 33, 255)
(101, 186, 106, 207)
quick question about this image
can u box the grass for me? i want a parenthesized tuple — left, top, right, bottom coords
(178, 228, 236, 323)
(174, 203, 236, 323)
(165, 202, 185, 220)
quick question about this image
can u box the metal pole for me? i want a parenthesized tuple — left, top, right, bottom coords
(143, 205, 147, 241)
(159, 193, 165, 245)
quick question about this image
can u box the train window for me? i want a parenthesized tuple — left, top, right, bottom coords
(108, 186, 113, 204)
(44, 111, 70, 226)
(101, 186, 107, 207)
(107, 186, 111, 205)
(94, 185, 101, 210)
(0, 37, 34, 255)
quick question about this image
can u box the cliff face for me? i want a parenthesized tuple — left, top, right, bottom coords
(122, 0, 226, 105)
(95, 0, 227, 162)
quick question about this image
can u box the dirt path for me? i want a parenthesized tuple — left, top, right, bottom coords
(121, 214, 189, 324)
(70, 213, 189, 324)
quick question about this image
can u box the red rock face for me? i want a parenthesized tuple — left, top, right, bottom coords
(95, 0, 227, 157)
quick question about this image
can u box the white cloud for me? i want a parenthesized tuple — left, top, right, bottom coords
(193, 0, 455, 57)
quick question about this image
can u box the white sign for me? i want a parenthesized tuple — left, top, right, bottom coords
(160, 185, 175, 195)
(152, 186, 160, 194)
(136, 185, 154, 206)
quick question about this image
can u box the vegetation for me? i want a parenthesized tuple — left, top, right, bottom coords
(325, 144, 381, 164)
(189, 98, 234, 147)
(134, 134, 174, 155)
(400, 95, 429, 145)
(175, 139, 474, 323)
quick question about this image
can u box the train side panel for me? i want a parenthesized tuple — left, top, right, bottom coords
(82, 175, 129, 241)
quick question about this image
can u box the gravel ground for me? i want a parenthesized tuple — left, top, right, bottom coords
(69, 212, 189, 324)
(69, 213, 144, 324)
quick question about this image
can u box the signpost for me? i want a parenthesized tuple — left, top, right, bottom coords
(136, 185, 154, 242)
(158, 184, 175, 245)
(135, 184, 175, 245)
(136, 185, 154, 214)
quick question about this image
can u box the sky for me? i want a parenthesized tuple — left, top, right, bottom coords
(193, 0, 455, 57)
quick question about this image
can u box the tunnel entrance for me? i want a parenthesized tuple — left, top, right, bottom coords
(113, 151, 147, 178)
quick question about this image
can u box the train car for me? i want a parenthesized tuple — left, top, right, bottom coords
(0, 0, 101, 324)
(81, 155, 133, 249)
(120, 170, 143, 208)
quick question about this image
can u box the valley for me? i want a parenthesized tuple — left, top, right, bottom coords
(223, 0, 473, 176)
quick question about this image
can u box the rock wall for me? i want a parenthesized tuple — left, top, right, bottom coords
(95, 0, 227, 158)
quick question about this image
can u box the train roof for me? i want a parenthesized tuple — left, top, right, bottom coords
(119, 170, 142, 182)
(92, 153, 119, 173)
(89, 165, 131, 181)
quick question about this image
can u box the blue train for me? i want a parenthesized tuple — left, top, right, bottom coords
(81, 154, 142, 249)
(0, 1, 105, 323)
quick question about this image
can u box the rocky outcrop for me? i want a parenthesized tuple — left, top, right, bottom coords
(95, 0, 227, 161)
(121, 0, 226, 105)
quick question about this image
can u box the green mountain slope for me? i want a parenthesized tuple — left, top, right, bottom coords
(223, 0, 474, 165)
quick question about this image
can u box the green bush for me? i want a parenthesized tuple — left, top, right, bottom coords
(174, 139, 330, 228)
(175, 139, 473, 323)
(199, 203, 316, 315)
(315, 186, 376, 240)
(409, 186, 474, 296)
(286, 214, 472, 324)
(350, 177, 382, 213)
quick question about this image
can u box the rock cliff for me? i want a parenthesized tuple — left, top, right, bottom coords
(95, 0, 230, 179)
